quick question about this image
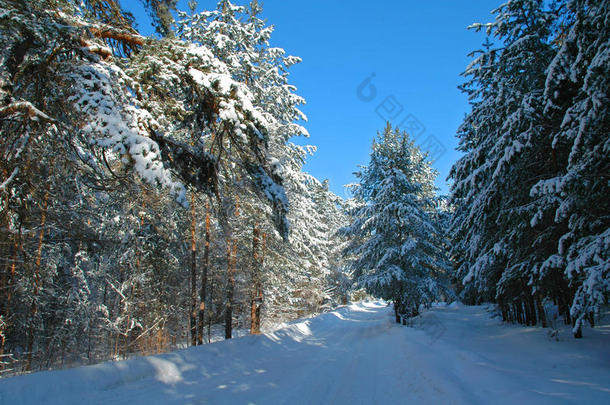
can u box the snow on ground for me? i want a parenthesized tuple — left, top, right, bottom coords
(1, 302, 609, 404)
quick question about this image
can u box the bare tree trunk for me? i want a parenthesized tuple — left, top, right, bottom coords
(1, 225, 20, 366)
(528, 297, 537, 326)
(225, 199, 239, 340)
(0, 323, 4, 367)
(25, 188, 50, 371)
(207, 313, 212, 344)
(587, 311, 595, 328)
(573, 321, 583, 338)
(197, 201, 210, 345)
(524, 298, 532, 326)
(189, 193, 197, 346)
(225, 240, 236, 339)
(0, 175, 10, 319)
(536, 294, 547, 327)
(250, 224, 262, 334)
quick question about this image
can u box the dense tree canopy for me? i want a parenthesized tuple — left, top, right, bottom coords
(0, 0, 606, 380)
(449, 0, 609, 337)
(0, 0, 348, 374)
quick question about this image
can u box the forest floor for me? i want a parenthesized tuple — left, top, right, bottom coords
(1, 301, 609, 404)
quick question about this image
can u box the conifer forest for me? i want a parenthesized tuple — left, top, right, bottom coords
(0, 1, 608, 402)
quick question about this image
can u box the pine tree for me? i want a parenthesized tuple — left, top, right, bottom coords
(175, 0, 311, 334)
(450, 0, 609, 336)
(0, 0, 316, 371)
(344, 124, 450, 321)
(450, 0, 561, 320)
(530, 0, 610, 337)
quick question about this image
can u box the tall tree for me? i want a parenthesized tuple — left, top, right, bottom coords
(0, 0, 299, 371)
(176, 0, 309, 334)
(531, 0, 610, 337)
(344, 124, 450, 321)
(450, 0, 609, 336)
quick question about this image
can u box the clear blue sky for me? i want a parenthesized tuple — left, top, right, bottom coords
(124, 0, 503, 197)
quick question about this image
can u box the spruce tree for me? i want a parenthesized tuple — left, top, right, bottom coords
(344, 123, 450, 320)
(450, 0, 609, 336)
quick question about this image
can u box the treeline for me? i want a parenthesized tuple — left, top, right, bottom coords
(0, 0, 349, 375)
(449, 0, 608, 337)
(343, 0, 608, 338)
(1, 0, 607, 380)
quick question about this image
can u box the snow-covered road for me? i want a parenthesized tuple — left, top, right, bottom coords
(1, 301, 609, 404)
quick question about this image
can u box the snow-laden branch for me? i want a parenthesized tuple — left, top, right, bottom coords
(0, 167, 19, 192)
(0, 101, 54, 122)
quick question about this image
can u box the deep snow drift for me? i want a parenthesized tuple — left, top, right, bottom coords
(1, 302, 609, 404)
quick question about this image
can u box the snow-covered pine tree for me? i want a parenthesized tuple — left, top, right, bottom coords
(450, 0, 561, 322)
(530, 0, 609, 337)
(309, 179, 352, 308)
(175, 0, 307, 230)
(176, 0, 323, 333)
(264, 157, 350, 322)
(0, 0, 313, 371)
(451, 0, 609, 336)
(344, 123, 450, 321)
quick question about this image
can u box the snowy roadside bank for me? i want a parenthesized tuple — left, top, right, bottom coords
(1, 301, 608, 404)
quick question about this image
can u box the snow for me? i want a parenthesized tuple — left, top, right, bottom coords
(187, 67, 208, 87)
(0, 167, 18, 191)
(448, 300, 464, 309)
(1, 302, 609, 404)
(68, 61, 186, 204)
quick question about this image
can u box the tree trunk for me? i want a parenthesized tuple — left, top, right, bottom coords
(573, 323, 583, 338)
(189, 194, 197, 346)
(0, 177, 10, 319)
(197, 201, 210, 345)
(536, 294, 547, 328)
(5, 234, 20, 314)
(500, 303, 508, 322)
(587, 311, 595, 328)
(522, 300, 528, 325)
(207, 314, 212, 344)
(1, 226, 21, 366)
(225, 199, 239, 340)
(225, 240, 235, 339)
(25, 188, 50, 371)
(529, 297, 537, 326)
(250, 223, 262, 334)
